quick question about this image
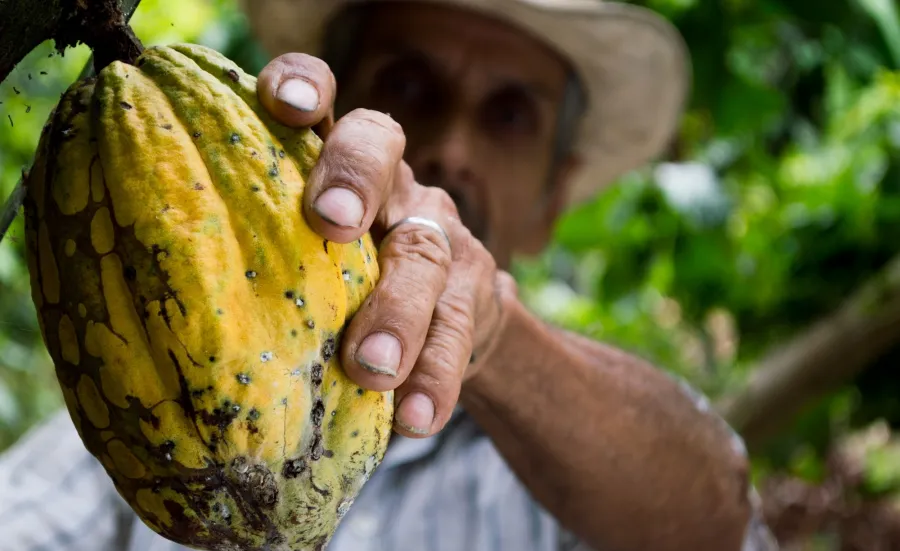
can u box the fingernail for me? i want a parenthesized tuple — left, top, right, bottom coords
(396, 393, 435, 435)
(356, 332, 401, 377)
(276, 78, 319, 112)
(313, 187, 365, 228)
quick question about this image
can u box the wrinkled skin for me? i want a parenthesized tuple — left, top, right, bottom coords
(250, 4, 762, 551)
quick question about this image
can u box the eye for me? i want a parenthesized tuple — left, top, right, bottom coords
(481, 87, 540, 139)
(369, 56, 441, 116)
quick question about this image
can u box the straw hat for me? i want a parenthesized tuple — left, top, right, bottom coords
(239, 0, 691, 207)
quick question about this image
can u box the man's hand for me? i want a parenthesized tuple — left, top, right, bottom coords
(257, 53, 513, 438)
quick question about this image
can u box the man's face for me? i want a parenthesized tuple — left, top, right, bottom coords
(332, 3, 579, 268)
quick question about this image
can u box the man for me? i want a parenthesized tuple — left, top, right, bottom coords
(0, 1, 779, 550)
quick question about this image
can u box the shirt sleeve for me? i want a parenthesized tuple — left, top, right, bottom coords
(0, 409, 135, 551)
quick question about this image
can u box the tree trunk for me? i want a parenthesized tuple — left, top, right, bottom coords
(717, 252, 900, 451)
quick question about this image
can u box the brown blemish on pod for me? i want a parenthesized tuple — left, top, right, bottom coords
(37, 221, 60, 304)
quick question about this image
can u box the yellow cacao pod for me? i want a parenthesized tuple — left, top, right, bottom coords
(22, 43, 393, 551)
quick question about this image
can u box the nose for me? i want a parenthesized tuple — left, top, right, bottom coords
(409, 119, 476, 185)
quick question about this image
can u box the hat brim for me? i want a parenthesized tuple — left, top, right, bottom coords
(240, 0, 691, 207)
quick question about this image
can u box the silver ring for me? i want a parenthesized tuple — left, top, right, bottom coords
(384, 216, 452, 251)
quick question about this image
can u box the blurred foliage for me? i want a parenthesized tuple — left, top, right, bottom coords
(2, 0, 900, 523)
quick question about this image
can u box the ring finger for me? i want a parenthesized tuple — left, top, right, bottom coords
(339, 185, 459, 393)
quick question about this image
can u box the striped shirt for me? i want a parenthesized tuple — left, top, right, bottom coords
(0, 387, 779, 551)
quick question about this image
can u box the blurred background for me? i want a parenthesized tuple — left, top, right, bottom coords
(3, 0, 900, 548)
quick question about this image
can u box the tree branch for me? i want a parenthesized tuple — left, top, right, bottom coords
(717, 253, 900, 451)
(1, 0, 143, 84)
(0, 0, 68, 85)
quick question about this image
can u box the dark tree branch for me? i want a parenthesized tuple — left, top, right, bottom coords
(717, 253, 900, 451)
(0, 0, 143, 84)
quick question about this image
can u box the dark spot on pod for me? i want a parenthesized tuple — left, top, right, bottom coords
(323, 239, 329, 253)
(332, 381, 337, 388)
(231, 404, 241, 413)
(250, 185, 260, 192)
(216, 308, 224, 315)
(160, 440, 175, 461)
(269, 165, 279, 177)
(152, 479, 163, 493)
(307, 319, 315, 329)
(323, 449, 334, 458)
(120, 101, 132, 109)
(357, 276, 364, 284)
(208, 356, 216, 363)
(282, 458, 306, 478)
(247, 408, 260, 421)
(284, 290, 294, 299)
(230, 457, 279, 508)
(310, 434, 324, 461)
(191, 389, 204, 398)
(236, 373, 250, 385)
(290, 329, 298, 337)
(356, 388, 364, 396)
(123, 265, 137, 281)
(351, 430, 359, 438)
(311, 399, 325, 426)
(279, 150, 286, 158)
(226, 69, 240, 82)
(322, 337, 336, 362)
(310, 363, 323, 386)
(161, 123, 173, 130)
(281, 397, 288, 405)
(230, 133, 241, 144)
(192, 131, 202, 138)
(331, 410, 336, 417)
(207, 385, 214, 391)
(245, 270, 257, 279)
(193, 182, 204, 190)
(200, 403, 240, 431)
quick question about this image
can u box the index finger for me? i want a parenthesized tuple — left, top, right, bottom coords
(257, 52, 336, 133)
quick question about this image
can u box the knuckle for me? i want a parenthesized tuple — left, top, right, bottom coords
(425, 186, 458, 214)
(323, 141, 386, 189)
(385, 225, 452, 271)
(274, 52, 329, 76)
(347, 108, 406, 143)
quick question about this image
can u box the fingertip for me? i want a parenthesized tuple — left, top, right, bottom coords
(394, 391, 437, 437)
(257, 53, 335, 128)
